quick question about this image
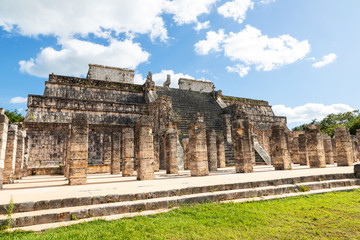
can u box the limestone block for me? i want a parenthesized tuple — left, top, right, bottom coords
(206, 130, 217, 172)
(331, 138, 337, 162)
(165, 128, 178, 174)
(355, 163, 360, 178)
(305, 125, 326, 168)
(102, 133, 112, 165)
(135, 116, 155, 180)
(322, 134, 334, 165)
(232, 119, 254, 173)
(111, 131, 121, 174)
(298, 134, 309, 166)
(270, 123, 291, 170)
(288, 131, 300, 164)
(122, 127, 135, 177)
(4, 124, 18, 184)
(334, 127, 354, 166)
(0, 110, 8, 189)
(188, 115, 209, 176)
(14, 130, 26, 180)
(216, 135, 226, 168)
(182, 138, 190, 170)
(223, 114, 232, 143)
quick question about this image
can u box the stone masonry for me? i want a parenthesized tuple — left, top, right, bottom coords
(206, 130, 217, 172)
(3, 124, 18, 184)
(288, 131, 300, 164)
(68, 114, 88, 185)
(298, 133, 308, 166)
(14, 130, 26, 180)
(188, 113, 209, 176)
(182, 138, 189, 170)
(135, 115, 155, 180)
(334, 127, 354, 166)
(223, 114, 232, 143)
(122, 128, 135, 177)
(165, 122, 178, 174)
(0, 109, 8, 189)
(322, 134, 334, 165)
(216, 135, 226, 168)
(232, 119, 254, 173)
(111, 131, 121, 174)
(270, 123, 291, 170)
(305, 125, 326, 168)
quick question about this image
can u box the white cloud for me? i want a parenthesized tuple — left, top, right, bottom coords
(165, 0, 217, 25)
(194, 21, 210, 32)
(217, 0, 254, 24)
(134, 70, 194, 88)
(19, 38, 150, 78)
(259, 0, 275, 5)
(0, 0, 169, 42)
(272, 103, 354, 124)
(226, 64, 251, 77)
(9, 96, 27, 104)
(194, 29, 227, 55)
(312, 53, 337, 68)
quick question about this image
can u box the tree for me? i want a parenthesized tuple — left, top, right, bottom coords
(292, 119, 318, 131)
(4, 109, 25, 123)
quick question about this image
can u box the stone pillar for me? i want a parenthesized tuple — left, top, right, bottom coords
(206, 130, 217, 172)
(182, 138, 189, 170)
(223, 114, 232, 143)
(305, 124, 326, 168)
(216, 135, 226, 168)
(122, 127, 135, 176)
(68, 114, 88, 185)
(322, 134, 334, 165)
(334, 127, 354, 166)
(0, 109, 9, 189)
(22, 136, 29, 177)
(153, 135, 160, 171)
(111, 131, 121, 174)
(135, 115, 155, 180)
(288, 132, 300, 164)
(165, 124, 178, 174)
(4, 124, 18, 184)
(188, 113, 209, 176)
(14, 130, 26, 180)
(64, 126, 71, 179)
(102, 133, 112, 165)
(298, 133, 308, 166)
(351, 136, 359, 163)
(270, 123, 292, 170)
(232, 119, 254, 173)
(357, 130, 360, 156)
(331, 138, 337, 162)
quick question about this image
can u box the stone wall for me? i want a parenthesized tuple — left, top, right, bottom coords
(178, 78, 214, 93)
(298, 133, 308, 166)
(87, 64, 134, 84)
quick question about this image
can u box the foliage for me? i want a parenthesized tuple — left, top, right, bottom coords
(4, 109, 25, 124)
(1, 190, 360, 239)
(1, 196, 14, 231)
(292, 119, 318, 131)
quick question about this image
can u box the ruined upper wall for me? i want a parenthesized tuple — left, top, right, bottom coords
(178, 78, 214, 93)
(86, 64, 134, 84)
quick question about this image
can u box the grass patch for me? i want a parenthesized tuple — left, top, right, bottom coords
(1, 190, 360, 239)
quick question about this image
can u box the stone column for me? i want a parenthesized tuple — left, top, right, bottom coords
(357, 130, 360, 156)
(182, 138, 189, 170)
(102, 133, 112, 165)
(331, 138, 337, 162)
(122, 127, 135, 176)
(334, 127, 354, 166)
(188, 113, 209, 176)
(223, 114, 232, 143)
(322, 134, 334, 165)
(216, 135, 226, 168)
(351, 136, 359, 163)
(288, 132, 300, 164)
(153, 135, 160, 171)
(64, 126, 71, 179)
(135, 115, 155, 180)
(4, 124, 18, 184)
(305, 125, 326, 168)
(270, 123, 292, 170)
(68, 114, 88, 185)
(22, 136, 29, 177)
(232, 119, 254, 173)
(0, 109, 9, 189)
(165, 125, 178, 174)
(298, 133, 308, 166)
(14, 130, 26, 180)
(206, 129, 217, 172)
(111, 131, 121, 174)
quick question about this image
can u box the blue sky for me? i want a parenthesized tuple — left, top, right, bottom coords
(0, 0, 359, 128)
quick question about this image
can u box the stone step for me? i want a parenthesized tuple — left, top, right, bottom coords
(1, 178, 358, 228)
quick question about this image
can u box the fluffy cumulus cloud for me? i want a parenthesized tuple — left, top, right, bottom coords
(195, 25, 310, 77)
(19, 38, 150, 78)
(135, 70, 194, 88)
(312, 53, 337, 68)
(9, 96, 27, 104)
(259, 0, 276, 5)
(226, 64, 251, 77)
(272, 103, 354, 124)
(194, 21, 211, 32)
(217, 0, 254, 24)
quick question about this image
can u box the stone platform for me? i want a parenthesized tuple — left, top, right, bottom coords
(0, 164, 359, 231)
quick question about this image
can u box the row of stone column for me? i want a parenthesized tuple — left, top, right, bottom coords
(0, 109, 29, 189)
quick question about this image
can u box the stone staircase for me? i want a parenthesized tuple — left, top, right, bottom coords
(1, 172, 359, 230)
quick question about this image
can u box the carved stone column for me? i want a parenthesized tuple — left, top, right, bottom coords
(223, 114, 232, 143)
(232, 119, 254, 173)
(182, 138, 189, 170)
(305, 124, 326, 168)
(111, 131, 121, 174)
(298, 133, 309, 166)
(322, 134, 334, 164)
(122, 127, 135, 176)
(14, 130, 26, 179)
(216, 135, 226, 168)
(4, 124, 18, 184)
(165, 124, 178, 174)
(0, 109, 9, 189)
(206, 129, 217, 172)
(270, 123, 291, 170)
(334, 127, 354, 166)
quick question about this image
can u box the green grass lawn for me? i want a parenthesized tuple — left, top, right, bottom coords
(1, 190, 360, 239)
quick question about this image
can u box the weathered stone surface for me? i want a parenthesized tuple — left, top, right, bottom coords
(288, 131, 300, 164)
(68, 114, 88, 185)
(22, 136, 29, 177)
(14, 130, 26, 179)
(178, 78, 214, 93)
(322, 134, 334, 165)
(216, 135, 226, 168)
(4, 124, 18, 184)
(111, 131, 121, 174)
(165, 124, 178, 174)
(182, 138, 189, 170)
(87, 64, 134, 84)
(334, 127, 354, 166)
(305, 125, 326, 168)
(0, 109, 9, 188)
(188, 114, 209, 176)
(223, 114, 232, 143)
(351, 135, 359, 163)
(232, 119, 254, 173)
(206, 130, 217, 172)
(135, 115, 155, 180)
(122, 127, 135, 176)
(331, 138, 337, 162)
(298, 133, 309, 166)
(355, 163, 360, 178)
(270, 123, 291, 170)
